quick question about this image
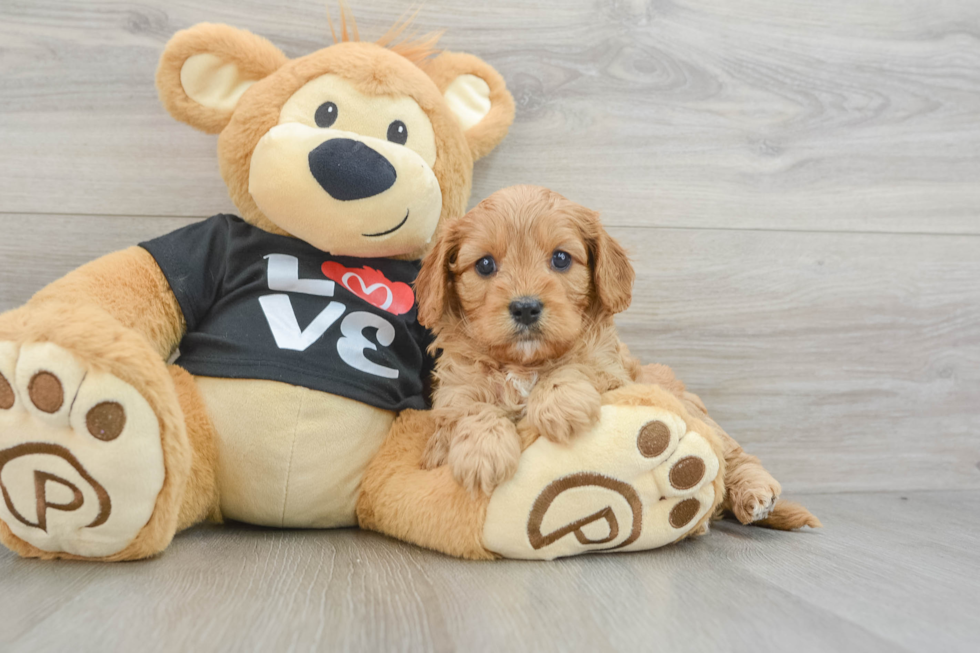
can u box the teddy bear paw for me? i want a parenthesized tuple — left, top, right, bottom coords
(0, 341, 165, 557)
(482, 402, 720, 559)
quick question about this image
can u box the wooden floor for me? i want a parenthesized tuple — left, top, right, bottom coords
(1, 490, 977, 652)
(1, 0, 979, 650)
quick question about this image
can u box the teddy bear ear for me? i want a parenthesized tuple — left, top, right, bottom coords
(423, 52, 515, 161)
(157, 23, 289, 134)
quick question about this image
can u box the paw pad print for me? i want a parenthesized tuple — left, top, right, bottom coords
(0, 341, 165, 557)
(483, 403, 720, 559)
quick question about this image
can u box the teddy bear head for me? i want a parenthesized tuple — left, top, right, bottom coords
(156, 18, 514, 259)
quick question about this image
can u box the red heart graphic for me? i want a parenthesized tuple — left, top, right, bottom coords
(321, 262, 415, 315)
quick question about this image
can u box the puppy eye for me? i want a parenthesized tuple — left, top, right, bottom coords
(551, 250, 572, 272)
(315, 102, 338, 128)
(387, 120, 408, 145)
(475, 255, 497, 277)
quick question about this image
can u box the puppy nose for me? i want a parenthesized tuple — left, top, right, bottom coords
(308, 138, 397, 201)
(509, 297, 543, 326)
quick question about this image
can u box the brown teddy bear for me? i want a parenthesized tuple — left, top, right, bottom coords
(0, 15, 812, 562)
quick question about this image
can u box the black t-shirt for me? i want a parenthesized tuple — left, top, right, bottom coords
(140, 214, 433, 411)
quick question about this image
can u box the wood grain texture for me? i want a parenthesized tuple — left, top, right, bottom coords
(1, 490, 977, 653)
(0, 214, 197, 308)
(2, 214, 977, 493)
(3, 2, 980, 650)
(616, 225, 980, 493)
(1, 0, 979, 232)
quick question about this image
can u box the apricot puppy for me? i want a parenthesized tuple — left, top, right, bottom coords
(415, 185, 640, 494)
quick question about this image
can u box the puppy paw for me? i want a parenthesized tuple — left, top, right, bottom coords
(446, 413, 522, 495)
(525, 380, 601, 445)
(729, 476, 782, 524)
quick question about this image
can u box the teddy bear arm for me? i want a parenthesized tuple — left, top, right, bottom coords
(356, 409, 496, 560)
(29, 246, 186, 360)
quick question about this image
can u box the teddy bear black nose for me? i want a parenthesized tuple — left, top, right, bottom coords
(308, 138, 397, 201)
(509, 297, 543, 326)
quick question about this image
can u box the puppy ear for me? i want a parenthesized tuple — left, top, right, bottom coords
(423, 52, 515, 161)
(588, 214, 634, 315)
(415, 222, 459, 328)
(157, 23, 288, 134)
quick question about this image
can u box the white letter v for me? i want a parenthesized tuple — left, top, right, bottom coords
(259, 295, 345, 351)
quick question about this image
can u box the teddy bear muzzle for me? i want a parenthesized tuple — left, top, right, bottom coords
(248, 122, 443, 258)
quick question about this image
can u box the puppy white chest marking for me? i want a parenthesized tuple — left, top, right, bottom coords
(515, 340, 541, 360)
(505, 371, 539, 399)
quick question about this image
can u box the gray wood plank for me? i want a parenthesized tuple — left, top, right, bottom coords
(1, 0, 979, 233)
(1, 490, 977, 653)
(616, 225, 980, 493)
(702, 491, 980, 653)
(1, 214, 978, 493)
(0, 214, 197, 307)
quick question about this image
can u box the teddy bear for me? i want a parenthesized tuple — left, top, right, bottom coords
(0, 14, 812, 562)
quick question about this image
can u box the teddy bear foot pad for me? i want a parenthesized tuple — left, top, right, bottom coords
(0, 341, 165, 557)
(484, 404, 720, 559)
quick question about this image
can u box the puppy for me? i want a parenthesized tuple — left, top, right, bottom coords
(414, 185, 641, 494)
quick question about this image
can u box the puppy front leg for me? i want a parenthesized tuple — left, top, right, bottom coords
(523, 366, 602, 445)
(425, 404, 522, 496)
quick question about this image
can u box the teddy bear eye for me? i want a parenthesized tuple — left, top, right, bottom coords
(475, 255, 496, 277)
(551, 250, 572, 271)
(387, 120, 408, 145)
(315, 102, 338, 128)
